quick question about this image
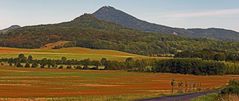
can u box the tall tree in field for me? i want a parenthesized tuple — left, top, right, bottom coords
(18, 54, 25, 59)
(125, 57, 134, 69)
(171, 79, 176, 94)
(100, 58, 108, 69)
(27, 55, 33, 63)
(31, 62, 38, 68)
(82, 59, 90, 70)
(16, 62, 23, 67)
(18, 54, 27, 63)
(25, 62, 30, 68)
(61, 57, 67, 64)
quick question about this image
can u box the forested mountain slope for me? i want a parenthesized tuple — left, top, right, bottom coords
(93, 6, 239, 41)
(1, 14, 239, 56)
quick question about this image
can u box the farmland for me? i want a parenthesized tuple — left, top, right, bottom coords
(0, 47, 239, 100)
(0, 65, 238, 100)
(0, 47, 162, 61)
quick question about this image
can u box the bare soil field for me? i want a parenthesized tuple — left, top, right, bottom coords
(0, 66, 238, 100)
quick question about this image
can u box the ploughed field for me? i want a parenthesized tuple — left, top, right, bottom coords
(0, 47, 161, 61)
(0, 66, 239, 100)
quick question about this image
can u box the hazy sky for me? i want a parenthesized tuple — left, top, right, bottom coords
(1, 0, 239, 31)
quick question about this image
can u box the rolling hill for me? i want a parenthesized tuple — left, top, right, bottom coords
(1, 9, 239, 56)
(93, 6, 239, 41)
(0, 46, 153, 61)
(187, 28, 239, 41)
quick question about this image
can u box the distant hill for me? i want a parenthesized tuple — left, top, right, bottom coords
(93, 6, 239, 41)
(1, 14, 239, 55)
(187, 28, 239, 41)
(0, 25, 21, 34)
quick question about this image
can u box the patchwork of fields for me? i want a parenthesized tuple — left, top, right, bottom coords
(0, 47, 160, 61)
(0, 47, 238, 100)
(0, 66, 238, 100)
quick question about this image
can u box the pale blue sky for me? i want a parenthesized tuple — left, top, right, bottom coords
(0, 0, 239, 31)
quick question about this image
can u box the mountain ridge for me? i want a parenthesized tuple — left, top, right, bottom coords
(93, 6, 239, 41)
(1, 7, 239, 56)
(0, 25, 21, 34)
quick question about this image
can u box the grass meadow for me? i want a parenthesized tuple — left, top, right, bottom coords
(191, 93, 218, 101)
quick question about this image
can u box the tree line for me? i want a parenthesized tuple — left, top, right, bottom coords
(152, 58, 227, 75)
(175, 49, 239, 61)
(1, 54, 239, 75)
(0, 54, 154, 71)
(152, 58, 239, 75)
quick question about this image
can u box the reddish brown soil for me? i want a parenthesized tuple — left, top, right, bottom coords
(0, 66, 238, 98)
(0, 48, 29, 54)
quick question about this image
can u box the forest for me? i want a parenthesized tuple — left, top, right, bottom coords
(175, 49, 239, 61)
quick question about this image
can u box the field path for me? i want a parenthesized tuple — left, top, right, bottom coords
(139, 90, 218, 101)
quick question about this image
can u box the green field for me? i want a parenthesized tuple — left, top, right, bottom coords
(192, 93, 218, 101)
(0, 47, 166, 61)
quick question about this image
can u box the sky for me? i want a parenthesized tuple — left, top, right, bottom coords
(0, 0, 239, 31)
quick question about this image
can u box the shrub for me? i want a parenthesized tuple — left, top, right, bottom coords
(221, 80, 239, 95)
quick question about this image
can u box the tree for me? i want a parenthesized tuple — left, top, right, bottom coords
(83, 65, 89, 70)
(27, 55, 33, 62)
(61, 57, 67, 64)
(25, 63, 30, 68)
(9, 62, 13, 66)
(171, 79, 176, 94)
(125, 57, 134, 69)
(58, 65, 63, 69)
(31, 62, 38, 68)
(39, 58, 48, 68)
(76, 65, 82, 69)
(125, 57, 134, 63)
(18, 54, 25, 59)
(101, 58, 108, 69)
(81, 59, 90, 70)
(67, 65, 72, 69)
(18, 54, 27, 63)
(16, 62, 23, 67)
(92, 60, 100, 69)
